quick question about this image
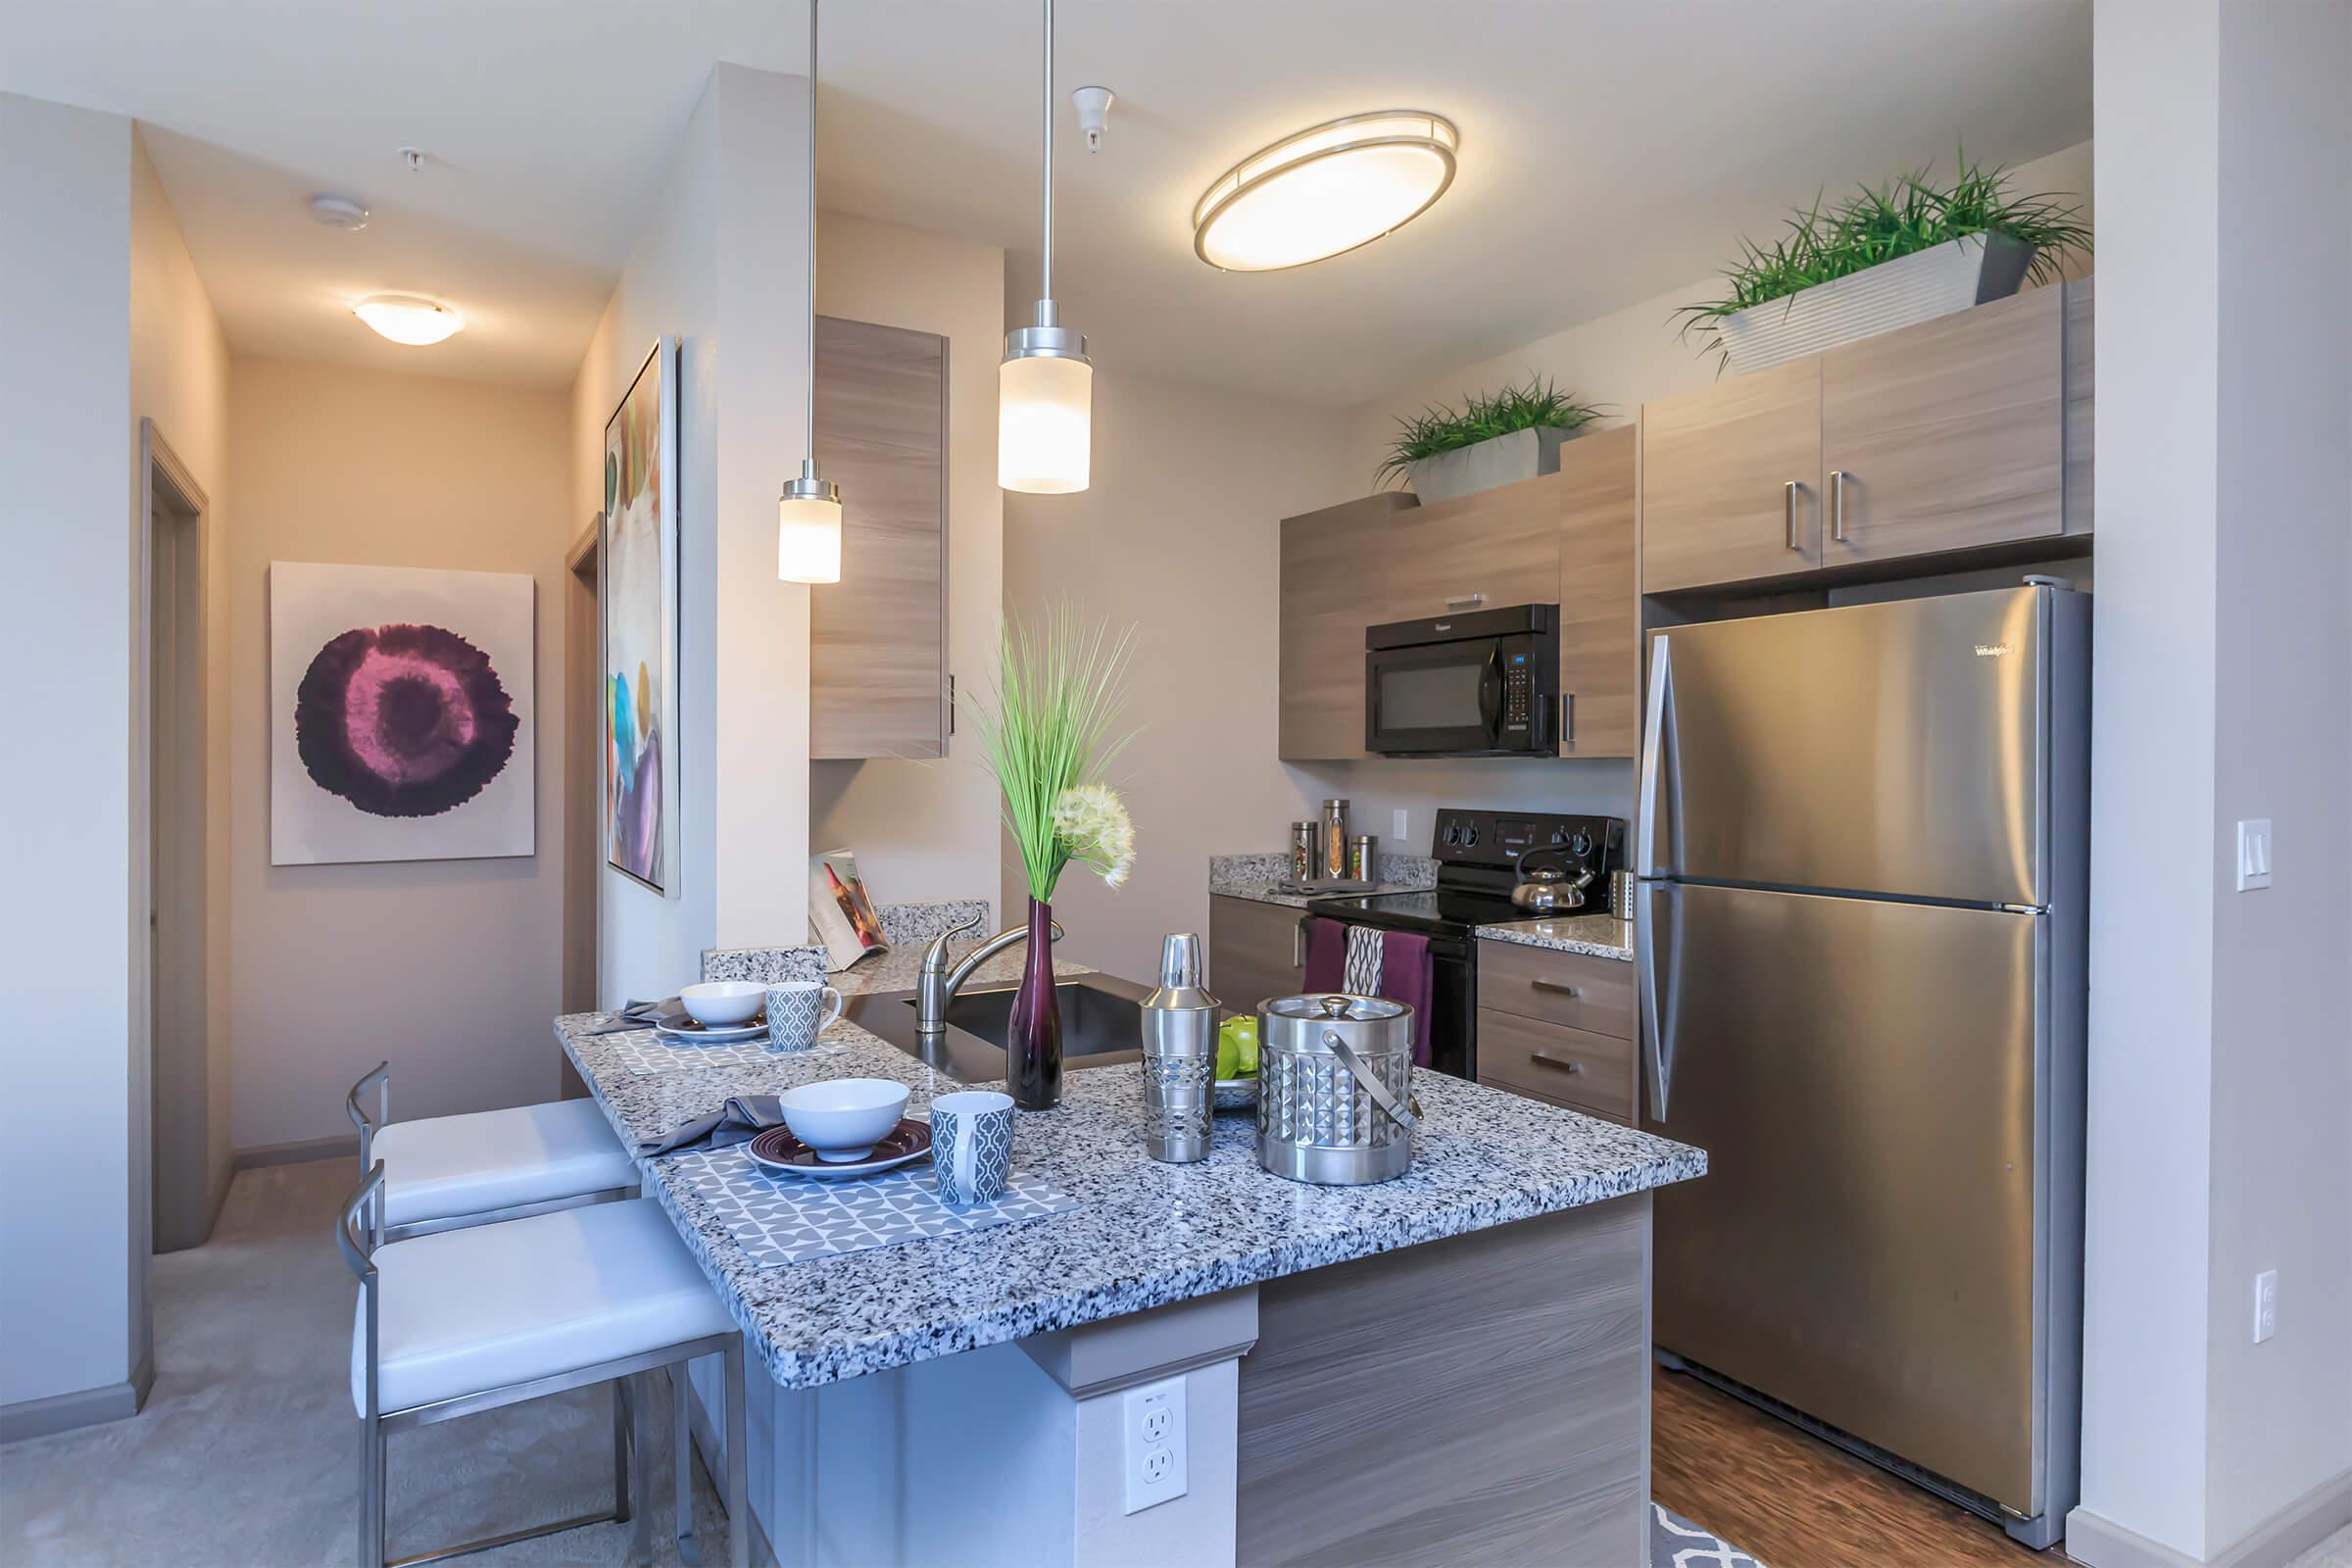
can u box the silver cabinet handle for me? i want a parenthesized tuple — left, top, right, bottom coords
(1530, 979, 1582, 999)
(1785, 480, 1803, 550)
(1560, 693, 1575, 745)
(1530, 1051, 1585, 1075)
(1445, 592, 1485, 610)
(1830, 469, 1849, 543)
(1293, 916, 1308, 969)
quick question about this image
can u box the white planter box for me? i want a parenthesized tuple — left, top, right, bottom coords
(1405, 425, 1581, 506)
(1716, 233, 2034, 374)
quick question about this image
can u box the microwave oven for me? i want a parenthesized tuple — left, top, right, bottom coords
(1363, 604, 1559, 757)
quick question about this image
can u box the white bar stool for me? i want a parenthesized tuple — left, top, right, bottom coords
(339, 1164, 750, 1568)
(346, 1063, 639, 1241)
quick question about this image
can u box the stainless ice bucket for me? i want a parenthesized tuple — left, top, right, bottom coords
(1255, 993, 1419, 1185)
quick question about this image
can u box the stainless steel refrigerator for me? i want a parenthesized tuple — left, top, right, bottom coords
(1636, 583, 2088, 1550)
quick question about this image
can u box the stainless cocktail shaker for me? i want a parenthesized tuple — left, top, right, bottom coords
(1139, 933, 1220, 1162)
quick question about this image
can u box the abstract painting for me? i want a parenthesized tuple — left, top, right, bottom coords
(270, 560, 535, 865)
(603, 339, 679, 894)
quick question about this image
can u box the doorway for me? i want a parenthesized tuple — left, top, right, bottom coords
(561, 520, 602, 1092)
(141, 419, 220, 1254)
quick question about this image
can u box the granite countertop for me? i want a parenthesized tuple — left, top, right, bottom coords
(1474, 912, 1637, 963)
(556, 993, 1702, 1393)
(1206, 850, 1437, 909)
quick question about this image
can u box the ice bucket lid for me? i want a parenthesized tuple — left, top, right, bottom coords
(1263, 993, 1406, 1023)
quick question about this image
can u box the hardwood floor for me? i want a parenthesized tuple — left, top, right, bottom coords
(1651, 1365, 2068, 1568)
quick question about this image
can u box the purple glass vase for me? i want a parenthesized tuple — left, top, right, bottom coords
(1004, 895, 1062, 1109)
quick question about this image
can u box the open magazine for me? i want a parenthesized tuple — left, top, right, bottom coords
(808, 848, 887, 972)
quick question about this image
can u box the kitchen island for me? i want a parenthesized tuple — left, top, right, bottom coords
(556, 940, 1702, 1568)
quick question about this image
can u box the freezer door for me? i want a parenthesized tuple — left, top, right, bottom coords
(1643, 881, 2046, 1515)
(1639, 587, 2050, 906)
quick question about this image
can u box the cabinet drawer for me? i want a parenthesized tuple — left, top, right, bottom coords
(1477, 940, 1635, 1038)
(1475, 1009, 1637, 1123)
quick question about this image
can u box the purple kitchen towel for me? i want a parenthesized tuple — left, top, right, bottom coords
(1302, 917, 1349, 992)
(1377, 929, 1435, 1066)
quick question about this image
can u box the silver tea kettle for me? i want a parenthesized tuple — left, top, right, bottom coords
(1511, 849, 1594, 914)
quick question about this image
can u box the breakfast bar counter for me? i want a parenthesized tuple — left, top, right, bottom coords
(554, 945, 1703, 1567)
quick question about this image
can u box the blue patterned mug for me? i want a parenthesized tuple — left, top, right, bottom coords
(929, 1091, 1014, 1205)
(762, 981, 844, 1053)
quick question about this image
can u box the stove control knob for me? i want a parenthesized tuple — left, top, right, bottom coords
(1460, 823, 1480, 848)
(1568, 829, 1592, 857)
(1443, 822, 1462, 848)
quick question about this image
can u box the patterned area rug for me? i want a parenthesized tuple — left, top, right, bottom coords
(1653, 1501, 1767, 1567)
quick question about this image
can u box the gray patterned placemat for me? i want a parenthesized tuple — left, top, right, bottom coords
(671, 1146, 1079, 1267)
(601, 1029, 848, 1077)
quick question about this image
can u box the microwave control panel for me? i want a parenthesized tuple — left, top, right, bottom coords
(1501, 652, 1534, 732)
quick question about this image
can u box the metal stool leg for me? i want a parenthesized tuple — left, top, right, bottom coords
(723, 1339, 749, 1568)
(626, 1373, 653, 1567)
(673, 1364, 702, 1568)
(613, 1374, 635, 1525)
(358, 1412, 386, 1568)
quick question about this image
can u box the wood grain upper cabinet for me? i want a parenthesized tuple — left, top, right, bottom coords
(810, 316, 948, 760)
(1381, 472, 1566, 620)
(1554, 426, 1638, 758)
(1640, 358, 1823, 593)
(1278, 492, 1417, 760)
(1817, 282, 2065, 564)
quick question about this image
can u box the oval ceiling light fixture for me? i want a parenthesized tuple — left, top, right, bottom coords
(353, 294, 464, 346)
(1193, 111, 1458, 272)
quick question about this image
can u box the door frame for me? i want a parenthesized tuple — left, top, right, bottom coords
(135, 417, 217, 1302)
(561, 520, 602, 1054)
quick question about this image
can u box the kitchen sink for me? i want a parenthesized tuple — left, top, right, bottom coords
(840, 973, 1151, 1084)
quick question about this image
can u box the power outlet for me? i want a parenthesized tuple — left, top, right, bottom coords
(2236, 818, 2274, 891)
(2254, 1270, 2278, 1344)
(1121, 1376, 1188, 1515)
(1392, 808, 1410, 843)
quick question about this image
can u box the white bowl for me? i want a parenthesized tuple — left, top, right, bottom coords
(680, 981, 765, 1027)
(779, 1078, 911, 1163)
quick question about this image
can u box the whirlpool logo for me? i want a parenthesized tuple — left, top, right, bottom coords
(1974, 643, 2016, 658)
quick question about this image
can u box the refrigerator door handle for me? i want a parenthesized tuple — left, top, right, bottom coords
(1638, 878, 1671, 1120)
(1637, 633, 1675, 877)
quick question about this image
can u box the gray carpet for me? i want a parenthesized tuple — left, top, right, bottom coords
(0, 1159, 731, 1568)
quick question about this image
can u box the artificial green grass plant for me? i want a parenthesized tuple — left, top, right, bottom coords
(1674, 152, 2090, 368)
(964, 607, 1139, 905)
(1376, 375, 1605, 491)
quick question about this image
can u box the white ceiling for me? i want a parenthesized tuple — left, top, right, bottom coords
(5, 0, 2090, 401)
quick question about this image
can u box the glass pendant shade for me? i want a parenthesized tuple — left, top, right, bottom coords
(776, 493, 843, 583)
(998, 354, 1094, 494)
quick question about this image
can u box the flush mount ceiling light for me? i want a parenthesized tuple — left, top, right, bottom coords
(777, 0, 844, 583)
(352, 294, 464, 346)
(1192, 111, 1459, 272)
(999, 0, 1097, 495)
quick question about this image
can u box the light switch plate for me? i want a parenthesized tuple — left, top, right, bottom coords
(1392, 808, 1410, 842)
(2236, 818, 2274, 891)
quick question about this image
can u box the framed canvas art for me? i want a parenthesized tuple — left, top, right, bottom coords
(602, 338, 680, 895)
(270, 561, 535, 865)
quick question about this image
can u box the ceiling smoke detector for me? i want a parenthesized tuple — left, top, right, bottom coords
(309, 194, 370, 230)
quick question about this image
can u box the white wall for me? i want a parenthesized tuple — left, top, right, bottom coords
(570, 64, 813, 1004)
(808, 212, 1004, 922)
(1003, 370, 1356, 979)
(224, 358, 572, 1150)
(2073, 2, 2352, 1562)
(2203, 0, 2352, 1549)
(0, 91, 139, 1413)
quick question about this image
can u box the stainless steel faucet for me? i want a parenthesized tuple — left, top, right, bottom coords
(914, 910, 1063, 1040)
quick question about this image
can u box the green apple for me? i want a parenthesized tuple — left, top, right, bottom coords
(1216, 1017, 1242, 1081)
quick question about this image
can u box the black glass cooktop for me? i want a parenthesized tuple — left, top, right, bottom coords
(1305, 887, 1524, 936)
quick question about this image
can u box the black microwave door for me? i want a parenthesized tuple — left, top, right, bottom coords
(1366, 641, 1501, 755)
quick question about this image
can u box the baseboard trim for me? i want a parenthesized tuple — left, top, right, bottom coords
(0, 1358, 151, 1446)
(231, 1133, 358, 1172)
(2069, 1470, 2352, 1568)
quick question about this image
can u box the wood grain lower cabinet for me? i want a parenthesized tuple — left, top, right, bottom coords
(1818, 282, 2065, 564)
(1476, 937, 1639, 1122)
(1277, 492, 1418, 760)
(1555, 426, 1639, 757)
(809, 315, 949, 760)
(1641, 358, 1824, 593)
(1207, 894, 1307, 1013)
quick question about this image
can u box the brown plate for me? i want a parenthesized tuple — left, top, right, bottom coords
(746, 1118, 932, 1179)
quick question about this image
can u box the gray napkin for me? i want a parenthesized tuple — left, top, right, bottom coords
(637, 1095, 785, 1158)
(583, 997, 695, 1035)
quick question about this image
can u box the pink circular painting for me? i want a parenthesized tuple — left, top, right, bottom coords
(293, 623, 518, 817)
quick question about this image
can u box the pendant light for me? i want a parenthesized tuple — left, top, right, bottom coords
(999, 0, 1093, 494)
(777, 0, 843, 582)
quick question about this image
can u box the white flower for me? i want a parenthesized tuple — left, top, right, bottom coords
(1054, 783, 1135, 890)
